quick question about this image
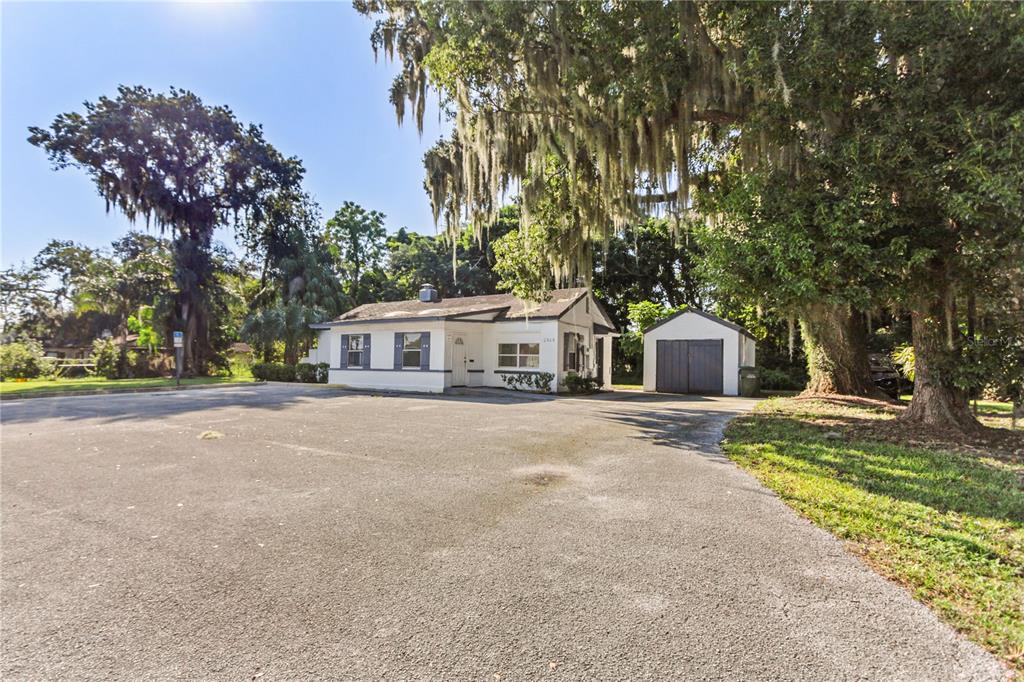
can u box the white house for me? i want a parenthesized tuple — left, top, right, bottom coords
(303, 286, 618, 394)
(642, 309, 756, 396)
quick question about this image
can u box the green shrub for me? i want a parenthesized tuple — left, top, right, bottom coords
(89, 338, 123, 379)
(292, 362, 330, 384)
(759, 367, 806, 391)
(499, 371, 554, 393)
(0, 340, 48, 380)
(314, 362, 329, 383)
(563, 372, 602, 394)
(294, 363, 315, 383)
(252, 362, 297, 382)
(891, 344, 916, 382)
(253, 362, 326, 383)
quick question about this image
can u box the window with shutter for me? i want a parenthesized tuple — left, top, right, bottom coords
(339, 334, 350, 369)
(402, 333, 422, 368)
(347, 335, 364, 368)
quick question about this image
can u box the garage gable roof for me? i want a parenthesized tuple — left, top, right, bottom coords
(643, 308, 756, 340)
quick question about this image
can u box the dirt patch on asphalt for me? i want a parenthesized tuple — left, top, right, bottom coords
(520, 471, 568, 487)
(512, 464, 575, 489)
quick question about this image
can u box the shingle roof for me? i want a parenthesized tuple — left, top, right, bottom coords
(643, 307, 756, 340)
(322, 287, 590, 325)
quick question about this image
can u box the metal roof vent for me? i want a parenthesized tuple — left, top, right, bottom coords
(419, 283, 440, 303)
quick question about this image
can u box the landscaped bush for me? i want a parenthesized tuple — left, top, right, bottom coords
(0, 340, 48, 380)
(294, 363, 316, 383)
(759, 367, 807, 391)
(499, 371, 554, 393)
(253, 362, 328, 383)
(252, 362, 295, 382)
(563, 371, 602, 394)
(295, 362, 329, 383)
(89, 338, 124, 379)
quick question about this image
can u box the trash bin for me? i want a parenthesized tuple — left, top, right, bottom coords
(739, 366, 760, 397)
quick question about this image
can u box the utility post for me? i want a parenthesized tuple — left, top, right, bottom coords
(173, 331, 184, 387)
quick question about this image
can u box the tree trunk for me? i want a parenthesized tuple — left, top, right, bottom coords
(181, 299, 194, 377)
(900, 294, 981, 432)
(800, 302, 881, 396)
(284, 338, 298, 366)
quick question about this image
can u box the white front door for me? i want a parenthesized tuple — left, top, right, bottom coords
(451, 337, 467, 386)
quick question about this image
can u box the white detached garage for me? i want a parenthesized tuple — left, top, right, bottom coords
(642, 309, 756, 396)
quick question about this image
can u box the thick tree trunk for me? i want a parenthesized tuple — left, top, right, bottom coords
(900, 294, 981, 432)
(173, 234, 215, 377)
(800, 302, 881, 396)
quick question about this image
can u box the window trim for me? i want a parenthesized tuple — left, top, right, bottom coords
(347, 334, 364, 369)
(498, 341, 540, 369)
(401, 332, 422, 369)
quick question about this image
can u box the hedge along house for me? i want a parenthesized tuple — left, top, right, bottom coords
(642, 309, 756, 396)
(303, 286, 618, 394)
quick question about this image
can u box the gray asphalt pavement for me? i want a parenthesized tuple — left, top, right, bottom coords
(1, 384, 1004, 680)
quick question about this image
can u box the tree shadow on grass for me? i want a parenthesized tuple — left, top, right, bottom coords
(727, 413, 1024, 526)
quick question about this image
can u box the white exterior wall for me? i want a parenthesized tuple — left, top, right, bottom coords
(740, 335, 757, 367)
(556, 293, 616, 390)
(601, 336, 613, 390)
(304, 290, 617, 394)
(455, 319, 559, 390)
(320, 320, 448, 393)
(643, 312, 747, 396)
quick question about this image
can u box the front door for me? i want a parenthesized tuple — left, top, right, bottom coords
(451, 337, 467, 386)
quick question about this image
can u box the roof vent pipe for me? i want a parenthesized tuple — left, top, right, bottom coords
(419, 284, 440, 303)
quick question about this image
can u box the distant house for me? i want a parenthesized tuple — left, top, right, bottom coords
(304, 285, 617, 393)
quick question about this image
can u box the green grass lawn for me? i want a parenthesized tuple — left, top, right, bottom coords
(612, 383, 643, 391)
(0, 375, 254, 397)
(723, 397, 1024, 672)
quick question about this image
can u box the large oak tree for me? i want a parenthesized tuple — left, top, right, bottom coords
(29, 85, 303, 374)
(356, 0, 1024, 430)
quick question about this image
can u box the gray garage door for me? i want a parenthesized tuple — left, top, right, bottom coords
(655, 339, 724, 394)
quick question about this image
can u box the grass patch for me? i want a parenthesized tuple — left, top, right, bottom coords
(613, 383, 643, 391)
(0, 375, 254, 397)
(723, 397, 1024, 672)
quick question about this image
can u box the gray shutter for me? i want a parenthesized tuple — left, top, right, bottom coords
(420, 332, 431, 370)
(339, 334, 349, 369)
(563, 332, 572, 370)
(394, 332, 403, 369)
(362, 333, 371, 369)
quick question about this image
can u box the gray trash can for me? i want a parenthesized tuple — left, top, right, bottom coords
(739, 366, 760, 397)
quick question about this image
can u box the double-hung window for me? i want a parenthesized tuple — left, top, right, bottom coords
(347, 335, 364, 368)
(498, 342, 540, 369)
(402, 333, 422, 368)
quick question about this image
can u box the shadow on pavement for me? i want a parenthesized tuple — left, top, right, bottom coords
(596, 403, 753, 462)
(0, 384, 351, 426)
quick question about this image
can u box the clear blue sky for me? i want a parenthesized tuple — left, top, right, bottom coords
(1, 1, 445, 268)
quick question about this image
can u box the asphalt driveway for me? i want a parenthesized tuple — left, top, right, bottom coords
(1, 384, 1003, 680)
